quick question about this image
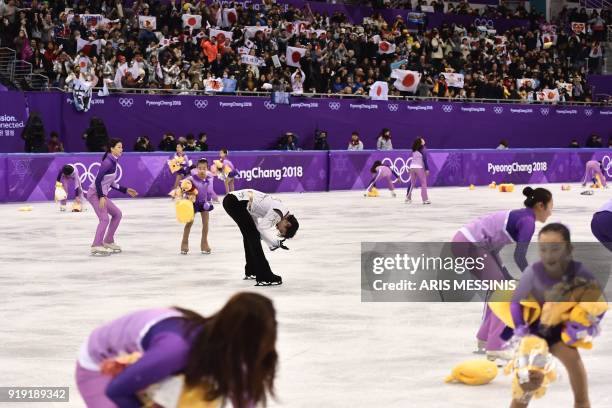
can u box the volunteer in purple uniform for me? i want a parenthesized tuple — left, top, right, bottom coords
(364, 160, 398, 197)
(75, 292, 278, 408)
(591, 199, 612, 251)
(56, 164, 84, 211)
(581, 160, 607, 187)
(218, 148, 239, 194)
(509, 224, 604, 408)
(405, 137, 431, 204)
(86, 139, 138, 256)
(452, 187, 553, 359)
(172, 142, 193, 189)
(181, 159, 215, 255)
(223, 189, 299, 286)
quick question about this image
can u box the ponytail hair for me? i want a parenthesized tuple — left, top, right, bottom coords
(412, 137, 424, 152)
(102, 138, 122, 161)
(522, 186, 552, 208)
(370, 160, 383, 173)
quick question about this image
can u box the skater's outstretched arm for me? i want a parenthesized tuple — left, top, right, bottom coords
(366, 168, 383, 192)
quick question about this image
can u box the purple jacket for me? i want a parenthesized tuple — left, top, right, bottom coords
(88, 154, 127, 198)
(186, 173, 215, 205)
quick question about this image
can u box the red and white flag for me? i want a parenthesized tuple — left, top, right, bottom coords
(80, 14, 104, 29)
(284, 22, 296, 36)
(244, 26, 271, 39)
(138, 16, 156, 30)
(205, 78, 224, 92)
(537, 88, 560, 102)
(77, 56, 91, 71)
(571, 22, 586, 35)
(209, 28, 233, 44)
(369, 81, 389, 101)
(76, 38, 102, 54)
(441, 72, 465, 88)
(286, 46, 306, 67)
(391, 69, 421, 92)
(310, 29, 327, 39)
(378, 41, 396, 54)
(182, 14, 202, 29)
(222, 8, 238, 27)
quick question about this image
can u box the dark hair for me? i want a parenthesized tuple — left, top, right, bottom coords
(284, 214, 299, 239)
(351, 131, 359, 136)
(499, 139, 508, 147)
(199, 132, 207, 138)
(370, 160, 383, 173)
(186, 133, 195, 141)
(380, 128, 390, 138)
(522, 186, 552, 208)
(62, 164, 74, 176)
(102, 138, 122, 161)
(220, 148, 229, 155)
(176, 142, 185, 149)
(412, 137, 424, 152)
(50, 131, 59, 139)
(197, 158, 208, 166)
(177, 293, 277, 408)
(538, 223, 571, 243)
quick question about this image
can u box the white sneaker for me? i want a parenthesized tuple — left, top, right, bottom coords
(91, 246, 111, 256)
(103, 242, 122, 253)
(423, 200, 431, 205)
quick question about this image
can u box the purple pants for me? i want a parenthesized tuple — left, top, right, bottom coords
(87, 192, 122, 247)
(406, 168, 428, 201)
(368, 175, 395, 192)
(75, 363, 117, 408)
(582, 163, 607, 187)
(60, 179, 82, 206)
(452, 231, 508, 351)
(592, 211, 612, 252)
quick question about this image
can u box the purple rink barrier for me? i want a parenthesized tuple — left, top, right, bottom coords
(2, 91, 612, 153)
(1, 151, 328, 203)
(1, 149, 610, 203)
(328, 148, 612, 190)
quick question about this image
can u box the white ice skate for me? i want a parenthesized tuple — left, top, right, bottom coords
(59, 205, 67, 212)
(391, 191, 397, 198)
(404, 197, 412, 204)
(91, 246, 111, 256)
(486, 349, 514, 366)
(201, 249, 211, 255)
(103, 242, 122, 253)
(423, 200, 431, 205)
(473, 340, 486, 355)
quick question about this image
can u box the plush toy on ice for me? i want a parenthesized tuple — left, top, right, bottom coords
(445, 359, 498, 385)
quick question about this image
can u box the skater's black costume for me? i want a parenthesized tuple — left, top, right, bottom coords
(223, 189, 289, 285)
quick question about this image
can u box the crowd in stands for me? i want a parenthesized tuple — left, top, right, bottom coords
(0, 0, 609, 102)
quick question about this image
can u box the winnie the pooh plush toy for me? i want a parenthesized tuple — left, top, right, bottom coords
(180, 179, 198, 203)
(505, 335, 556, 404)
(167, 157, 186, 174)
(445, 359, 498, 385)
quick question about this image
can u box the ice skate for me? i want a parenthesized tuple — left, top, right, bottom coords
(473, 340, 486, 355)
(405, 197, 412, 204)
(201, 249, 211, 255)
(391, 191, 397, 198)
(59, 205, 67, 212)
(255, 274, 283, 286)
(486, 349, 514, 366)
(91, 246, 111, 257)
(103, 242, 122, 253)
(243, 274, 257, 280)
(423, 200, 431, 205)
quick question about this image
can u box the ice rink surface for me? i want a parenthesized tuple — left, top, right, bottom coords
(1, 184, 611, 408)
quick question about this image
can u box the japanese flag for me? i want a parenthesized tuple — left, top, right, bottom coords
(286, 46, 306, 67)
(391, 69, 421, 92)
(244, 26, 271, 39)
(182, 14, 202, 29)
(369, 81, 388, 101)
(209, 28, 233, 44)
(205, 78, 224, 92)
(571, 22, 586, 35)
(138, 16, 157, 30)
(77, 56, 91, 71)
(222, 8, 238, 27)
(537, 88, 559, 102)
(378, 41, 396, 54)
(284, 22, 296, 36)
(295, 20, 310, 35)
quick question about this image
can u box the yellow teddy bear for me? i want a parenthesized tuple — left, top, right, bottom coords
(167, 156, 186, 174)
(445, 359, 498, 385)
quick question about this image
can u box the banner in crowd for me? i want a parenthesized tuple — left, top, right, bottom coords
(2, 149, 610, 203)
(3, 91, 612, 154)
(0, 151, 328, 202)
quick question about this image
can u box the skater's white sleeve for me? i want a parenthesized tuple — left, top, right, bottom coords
(253, 216, 281, 250)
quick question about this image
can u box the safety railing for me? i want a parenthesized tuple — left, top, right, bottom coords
(0, 47, 49, 90)
(0, 47, 16, 79)
(48, 86, 612, 106)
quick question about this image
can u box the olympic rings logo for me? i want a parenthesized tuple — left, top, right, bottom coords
(540, 108, 550, 116)
(328, 102, 341, 110)
(493, 106, 503, 114)
(118, 98, 134, 108)
(473, 18, 494, 28)
(442, 105, 453, 113)
(194, 99, 209, 109)
(584, 109, 593, 116)
(602, 156, 612, 178)
(388, 103, 399, 112)
(263, 101, 277, 110)
(381, 156, 413, 183)
(72, 162, 123, 187)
